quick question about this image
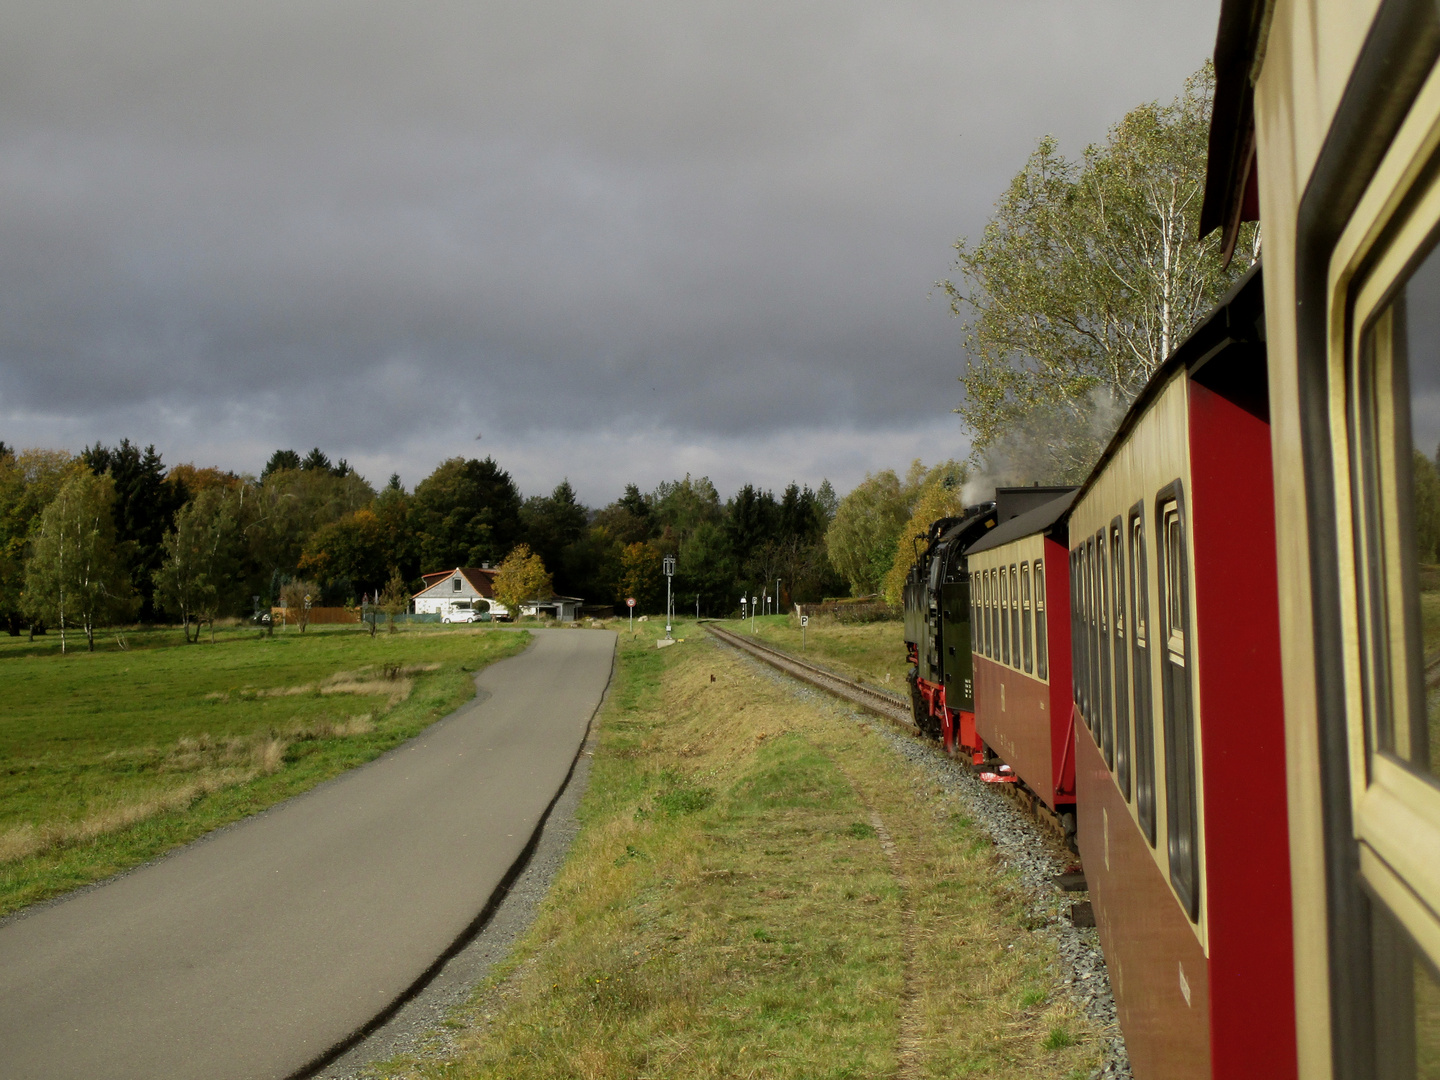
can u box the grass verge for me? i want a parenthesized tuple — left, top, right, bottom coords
(729, 613, 909, 689)
(0, 623, 529, 916)
(369, 620, 1101, 1079)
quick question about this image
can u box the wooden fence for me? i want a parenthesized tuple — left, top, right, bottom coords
(270, 606, 360, 625)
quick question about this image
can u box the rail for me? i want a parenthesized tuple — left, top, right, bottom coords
(704, 623, 915, 728)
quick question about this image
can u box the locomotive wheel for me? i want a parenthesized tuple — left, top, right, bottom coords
(907, 669, 927, 731)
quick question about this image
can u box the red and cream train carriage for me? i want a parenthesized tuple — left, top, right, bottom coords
(964, 493, 1077, 820)
(1065, 266, 1298, 1078)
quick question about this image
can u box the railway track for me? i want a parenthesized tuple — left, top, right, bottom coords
(703, 623, 915, 728)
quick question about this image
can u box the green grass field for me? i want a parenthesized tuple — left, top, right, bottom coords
(0, 621, 530, 915)
(729, 613, 909, 689)
(371, 620, 1101, 1079)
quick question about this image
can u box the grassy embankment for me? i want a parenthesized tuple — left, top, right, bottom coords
(374, 619, 1101, 1080)
(737, 612, 909, 689)
(0, 622, 529, 916)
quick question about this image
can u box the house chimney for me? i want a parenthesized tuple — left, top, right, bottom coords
(482, 561, 490, 570)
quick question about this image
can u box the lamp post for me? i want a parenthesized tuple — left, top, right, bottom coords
(662, 554, 675, 638)
(751, 595, 758, 633)
(776, 577, 782, 617)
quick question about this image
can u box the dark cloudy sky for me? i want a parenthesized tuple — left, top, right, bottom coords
(0, 0, 1218, 505)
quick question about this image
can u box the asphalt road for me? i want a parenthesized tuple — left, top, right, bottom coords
(0, 628, 616, 1080)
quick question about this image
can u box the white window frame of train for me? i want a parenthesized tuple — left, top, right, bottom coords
(1328, 61, 1440, 1061)
(1129, 506, 1157, 846)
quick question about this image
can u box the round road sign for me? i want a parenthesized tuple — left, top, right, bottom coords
(626, 597, 636, 608)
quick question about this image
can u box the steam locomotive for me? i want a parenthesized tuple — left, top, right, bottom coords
(902, 1, 1440, 1075)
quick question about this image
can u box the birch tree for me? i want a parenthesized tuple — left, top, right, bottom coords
(23, 471, 136, 652)
(153, 488, 241, 643)
(943, 64, 1258, 482)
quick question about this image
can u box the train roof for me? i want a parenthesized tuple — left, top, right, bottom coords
(1060, 261, 1265, 518)
(964, 489, 1077, 556)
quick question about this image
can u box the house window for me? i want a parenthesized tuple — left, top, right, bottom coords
(453, 577, 462, 591)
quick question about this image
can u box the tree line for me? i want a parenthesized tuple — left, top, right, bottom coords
(0, 437, 974, 649)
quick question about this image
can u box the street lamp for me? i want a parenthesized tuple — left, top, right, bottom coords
(662, 554, 676, 638)
(776, 578, 782, 616)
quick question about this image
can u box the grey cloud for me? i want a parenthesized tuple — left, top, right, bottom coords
(0, 0, 1219, 496)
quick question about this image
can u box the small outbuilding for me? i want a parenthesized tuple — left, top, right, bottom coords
(518, 595, 585, 622)
(412, 567, 509, 621)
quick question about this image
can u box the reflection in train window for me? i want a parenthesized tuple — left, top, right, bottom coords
(1021, 562, 1034, 674)
(1112, 520, 1132, 801)
(1035, 560, 1048, 680)
(1130, 508, 1156, 844)
(1370, 902, 1440, 1078)
(1159, 490, 1199, 921)
(1357, 241, 1440, 782)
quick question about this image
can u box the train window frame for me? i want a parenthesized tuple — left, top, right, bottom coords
(1071, 550, 1084, 721)
(987, 568, 996, 660)
(1087, 535, 1102, 758)
(1130, 506, 1156, 845)
(1157, 483, 1200, 922)
(1013, 564, 1022, 668)
(1111, 519, 1132, 802)
(969, 572, 979, 656)
(1000, 564, 1011, 667)
(1330, 91, 1440, 991)
(982, 569, 991, 660)
(1098, 530, 1114, 769)
(1021, 561, 1034, 674)
(1034, 559, 1048, 681)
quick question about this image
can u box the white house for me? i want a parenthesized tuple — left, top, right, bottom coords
(412, 567, 509, 621)
(518, 595, 585, 622)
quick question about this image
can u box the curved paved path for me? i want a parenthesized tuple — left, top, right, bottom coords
(0, 628, 616, 1080)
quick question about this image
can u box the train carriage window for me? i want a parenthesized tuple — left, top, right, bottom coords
(1013, 567, 1025, 668)
(998, 566, 1009, 666)
(1098, 531, 1114, 768)
(1082, 538, 1094, 754)
(1071, 551, 1084, 718)
(1034, 560, 1048, 680)
(1081, 544, 1093, 724)
(1130, 508, 1156, 844)
(1343, 136, 1440, 1074)
(986, 568, 996, 660)
(1158, 488, 1199, 921)
(1021, 562, 1034, 674)
(980, 568, 989, 659)
(1111, 520, 1132, 801)
(979, 570, 988, 659)
(1357, 255, 1440, 782)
